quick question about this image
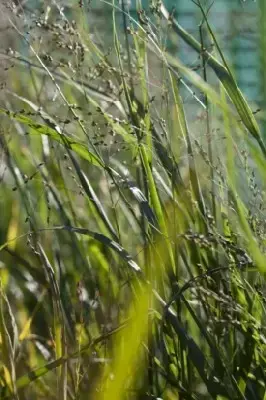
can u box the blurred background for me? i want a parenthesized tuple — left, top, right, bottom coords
(2, 0, 264, 132)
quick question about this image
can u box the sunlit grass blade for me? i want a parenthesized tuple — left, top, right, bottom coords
(67, 153, 119, 241)
(0, 286, 18, 399)
(160, 2, 266, 157)
(96, 284, 150, 400)
(0, 108, 104, 167)
(37, 244, 67, 400)
(0, 322, 128, 399)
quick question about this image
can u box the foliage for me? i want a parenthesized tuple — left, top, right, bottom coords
(0, 1, 266, 399)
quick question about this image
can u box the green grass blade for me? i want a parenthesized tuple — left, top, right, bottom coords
(160, 2, 266, 157)
(0, 108, 104, 167)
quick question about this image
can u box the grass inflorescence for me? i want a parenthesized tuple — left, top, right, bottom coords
(0, 1, 266, 399)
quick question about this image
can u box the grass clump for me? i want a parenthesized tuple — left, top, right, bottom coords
(0, 1, 266, 399)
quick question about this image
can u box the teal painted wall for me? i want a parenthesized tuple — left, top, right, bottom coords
(125, 0, 260, 105)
